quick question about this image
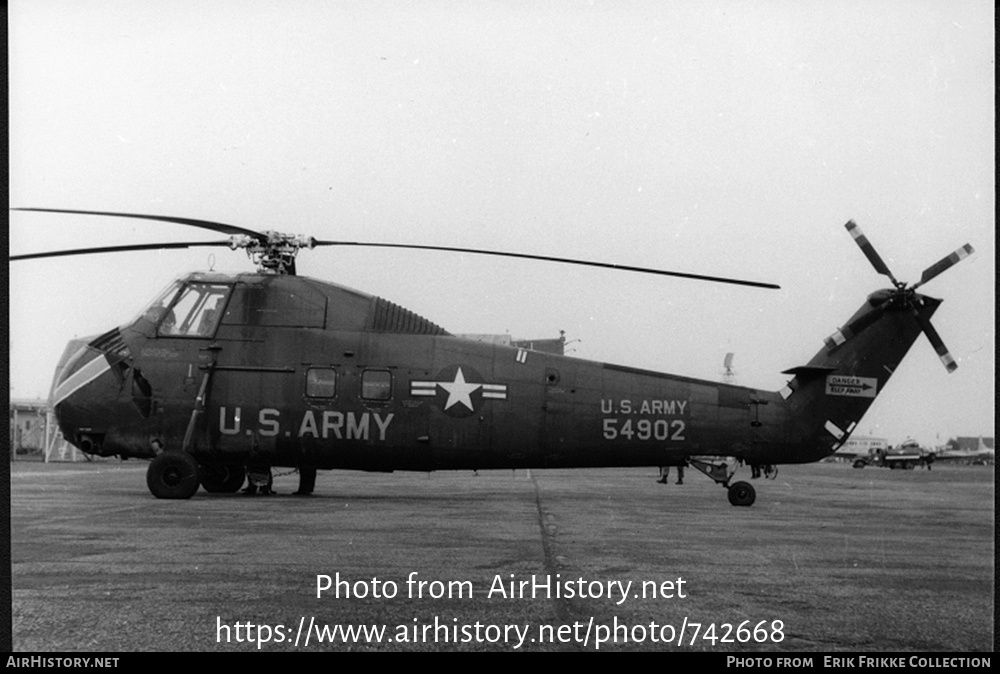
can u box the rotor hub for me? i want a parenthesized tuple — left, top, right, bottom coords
(227, 232, 317, 274)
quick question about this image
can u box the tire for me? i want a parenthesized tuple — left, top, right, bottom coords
(727, 480, 756, 507)
(147, 452, 201, 499)
(853, 459, 866, 469)
(200, 464, 246, 493)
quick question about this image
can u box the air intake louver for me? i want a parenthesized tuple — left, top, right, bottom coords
(88, 328, 130, 360)
(368, 298, 449, 335)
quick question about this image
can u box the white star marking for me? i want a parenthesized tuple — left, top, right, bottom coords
(439, 367, 481, 411)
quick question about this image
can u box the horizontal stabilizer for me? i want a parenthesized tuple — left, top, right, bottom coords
(781, 365, 838, 379)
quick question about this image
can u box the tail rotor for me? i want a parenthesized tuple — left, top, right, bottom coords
(827, 220, 973, 372)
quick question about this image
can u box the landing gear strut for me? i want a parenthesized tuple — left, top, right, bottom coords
(688, 457, 758, 507)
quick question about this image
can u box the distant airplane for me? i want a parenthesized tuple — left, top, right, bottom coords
(926, 436, 995, 466)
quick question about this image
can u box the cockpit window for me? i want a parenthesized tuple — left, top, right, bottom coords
(158, 283, 232, 338)
(133, 280, 183, 327)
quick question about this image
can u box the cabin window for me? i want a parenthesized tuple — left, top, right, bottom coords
(306, 368, 337, 398)
(158, 283, 231, 338)
(361, 370, 392, 400)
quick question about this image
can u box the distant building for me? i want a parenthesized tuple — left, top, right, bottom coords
(458, 333, 514, 347)
(458, 331, 566, 356)
(10, 399, 48, 453)
(833, 436, 887, 460)
(511, 334, 566, 356)
(9, 399, 79, 461)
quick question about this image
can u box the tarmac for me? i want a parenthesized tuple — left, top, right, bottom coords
(9, 458, 995, 652)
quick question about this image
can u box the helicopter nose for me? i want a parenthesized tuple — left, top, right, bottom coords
(50, 337, 112, 408)
(49, 335, 125, 455)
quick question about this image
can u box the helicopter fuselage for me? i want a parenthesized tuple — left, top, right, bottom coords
(52, 271, 844, 476)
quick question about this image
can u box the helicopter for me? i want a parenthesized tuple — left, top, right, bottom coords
(10, 208, 974, 506)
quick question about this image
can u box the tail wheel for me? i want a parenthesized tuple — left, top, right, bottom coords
(147, 451, 200, 499)
(200, 464, 247, 493)
(727, 481, 756, 507)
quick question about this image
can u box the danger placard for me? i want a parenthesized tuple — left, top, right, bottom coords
(825, 375, 878, 398)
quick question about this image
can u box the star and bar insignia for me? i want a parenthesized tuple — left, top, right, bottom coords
(410, 366, 508, 416)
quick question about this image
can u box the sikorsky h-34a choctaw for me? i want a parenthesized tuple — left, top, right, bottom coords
(11, 209, 974, 506)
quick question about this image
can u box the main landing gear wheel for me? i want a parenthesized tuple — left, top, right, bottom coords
(199, 464, 246, 493)
(689, 458, 758, 506)
(727, 481, 756, 507)
(147, 451, 200, 499)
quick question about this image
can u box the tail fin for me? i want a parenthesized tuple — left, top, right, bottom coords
(780, 292, 937, 456)
(775, 221, 973, 462)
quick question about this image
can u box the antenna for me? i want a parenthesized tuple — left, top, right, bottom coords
(722, 352, 736, 384)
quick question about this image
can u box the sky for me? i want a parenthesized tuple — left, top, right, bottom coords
(8, 1, 995, 448)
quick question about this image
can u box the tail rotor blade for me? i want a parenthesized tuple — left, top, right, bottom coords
(913, 244, 974, 290)
(845, 220, 899, 285)
(912, 308, 958, 372)
(824, 302, 889, 350)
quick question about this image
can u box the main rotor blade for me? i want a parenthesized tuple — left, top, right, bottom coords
(913, 243, 974, 290)
(845, 220, 899, 285)
(10, 240, 237, 261)
(11, 208, 266, 241)
(312, 240, 780, 289)
(912, 308, 958, 372)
